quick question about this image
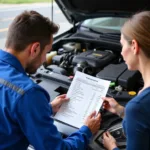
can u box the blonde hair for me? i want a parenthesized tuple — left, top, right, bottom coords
(121, 11, 150, 58)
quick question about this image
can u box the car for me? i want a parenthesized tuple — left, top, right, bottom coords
(29, 0, 150, 149)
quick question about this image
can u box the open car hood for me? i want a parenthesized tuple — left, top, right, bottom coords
(55, 0, 150, 24)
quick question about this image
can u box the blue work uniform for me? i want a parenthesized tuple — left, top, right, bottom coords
(113, 87, 150, 150)
(0, 49, 92, 150)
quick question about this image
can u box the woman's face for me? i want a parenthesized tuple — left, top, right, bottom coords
(120, 34, 138, 70)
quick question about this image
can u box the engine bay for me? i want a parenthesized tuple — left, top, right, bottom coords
(31, 37, 143, 150)
(36, 39, 142, 99)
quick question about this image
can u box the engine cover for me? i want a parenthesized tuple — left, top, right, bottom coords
(72, 50, 116, 68)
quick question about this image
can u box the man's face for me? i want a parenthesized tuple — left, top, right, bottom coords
(25, 38, 53, 74)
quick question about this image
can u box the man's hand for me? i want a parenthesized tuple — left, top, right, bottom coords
(103, 131, 117, 150)
(84, 111, 101, 135)
(51, 94, 69, 113)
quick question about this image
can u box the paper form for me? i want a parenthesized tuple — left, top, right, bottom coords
(54, 71, 110, 128)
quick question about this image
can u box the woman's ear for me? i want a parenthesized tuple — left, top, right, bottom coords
(30, 42, 40, 58)
(131, 39, 139, 55)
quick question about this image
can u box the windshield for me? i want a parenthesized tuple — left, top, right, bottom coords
(81, 17, 128, 33)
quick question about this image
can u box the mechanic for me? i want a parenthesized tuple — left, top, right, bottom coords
(102, 11, 150, 150)
(0, 10, 101, 150)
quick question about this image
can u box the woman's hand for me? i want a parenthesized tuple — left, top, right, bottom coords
(102, 97, 124, 118)
(103, 131, 117, 150)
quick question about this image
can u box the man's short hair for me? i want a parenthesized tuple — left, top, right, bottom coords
(5, 10, 59, 51)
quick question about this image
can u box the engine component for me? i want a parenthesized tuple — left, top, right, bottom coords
(72, 50, 116, 68)
(63, 42, 81, 52)
(47, 51, 75, 75)
(115, 85, 123, 92)
(46, 65, 68, 75)
(58, 48, 64, 55)
(96, 63, 127, 82)
(37, 66, 71, 86)
(96, 63, 141, 90)
(44, 51, 57, 66)
(52, 55, 64, 65)
(73, 61, 94, 75)
(118, 69, 141, 90)
(58, 52, 74, 70)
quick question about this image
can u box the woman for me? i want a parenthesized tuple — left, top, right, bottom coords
(102, 11, 150, 150)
